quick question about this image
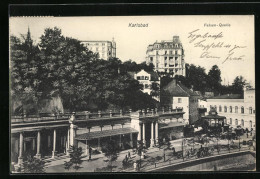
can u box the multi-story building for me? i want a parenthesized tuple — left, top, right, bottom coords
(206, 85, 255, 131)
(81, 39, 116, 60)
(146, 36, 186, 77)
(132, 69, 160, 101)
(160, 79, 200, 124)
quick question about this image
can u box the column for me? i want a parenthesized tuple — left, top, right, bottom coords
(52, 129, 56, 158)
(150, 122, 155, 147)
(85, 140, 89, 156)
(155, 122, 159, 144)
(66, 127, 70, 155)
(138, 124, 142, 141)
(36, 131, 41, 158)
(143, 123, 146, 146)
(130, 133, 133, 148)
(32, 138, 35, 151)
(119, 135, 122, 149)
(18, 132, 23, 165)
(97, 138, 101, 151)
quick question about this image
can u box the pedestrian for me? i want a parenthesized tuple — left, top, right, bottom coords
(128, 151, 131, 158)
(247, 132, 248, 138)
(125, 155, 128, 162)
(133, 162, 137, 171)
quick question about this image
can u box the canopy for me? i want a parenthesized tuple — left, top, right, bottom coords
(75, 127, 138, 140)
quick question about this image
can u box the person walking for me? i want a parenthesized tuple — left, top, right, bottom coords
(128, 151, 131, 159)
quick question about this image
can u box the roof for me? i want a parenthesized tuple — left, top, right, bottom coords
(201, 115, 226, 119)
(208, 94, 243, 99)
(159, 122, 185, 129)
(75, 127, 138, 140)
(163, 80, 199, 97)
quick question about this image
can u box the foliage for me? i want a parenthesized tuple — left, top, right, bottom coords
(10, 27, 158, 113)
(102, 139, 120, 169)
(22, 153, 45, 173)
(232, 76, 246, 95)
(64, 146, 84, 171)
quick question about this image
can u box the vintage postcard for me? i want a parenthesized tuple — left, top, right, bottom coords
(9, 15, 255, 173)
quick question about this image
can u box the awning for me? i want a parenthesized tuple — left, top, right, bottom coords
(75, 127, 139, 140)
(159, 122, 185, 130)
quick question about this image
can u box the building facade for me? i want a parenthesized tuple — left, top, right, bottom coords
(146, 36, 186, 77)
(161, 79, 200, 125)
(206, 86, 255, 131)
(133, 69, 160, 101)
(81, 39, 116, 60)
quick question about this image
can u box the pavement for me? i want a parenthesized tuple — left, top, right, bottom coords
(44, 133, 255, 173)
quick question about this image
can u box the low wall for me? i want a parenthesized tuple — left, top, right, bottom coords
(149, 151, 255, 172)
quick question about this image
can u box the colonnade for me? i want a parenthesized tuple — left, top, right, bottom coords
(138, 121, 159, 147)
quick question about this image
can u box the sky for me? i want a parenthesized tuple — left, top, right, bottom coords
(9, 15, 255, 86)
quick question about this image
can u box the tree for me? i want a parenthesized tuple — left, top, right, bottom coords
(207, 65, 222, 95)
(102, 139, 120, 171)
(10, 29, 41, 115)
(232, 76, 246, 95)
(135, 140, 147, 170)
(21, 153, 45, 173)
(64, 146, 84, 171)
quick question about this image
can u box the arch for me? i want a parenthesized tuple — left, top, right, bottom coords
(224, 106, 227, 112)
(235, 106, 238, 113)
(229, 106, 232, 113)
(235, 119, 238, 126)
(230, 118, 232, 125)
(241, 106, 244, 114)
(219, 105, 222, 112)
(249, 120, 252, 128)
(249, 107, 252, 114)
(241, 119, 244, 127)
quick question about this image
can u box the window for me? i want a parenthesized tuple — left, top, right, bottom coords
(235, 106, 238, 113)
(241, 107, 244, 114)
(224, 118, 227, 124)
(95, 43, 99, 45)
(249, 107, 252, 114)
(137, 76, 140, 80)
(170, 51, 173, 55)
(235, 119, 238, 126)
(102, 43, 105, 46)
(219, 105, 222, 112)
(156, 51, 159, 55)
(96, 47, 99, 51)
(241, 119, 244, 127)
(140, 76, 144, 80)
(249, 121, 252, 128)
(165, 51, 167, 55)
(150, 57, 153, 62)
(230, 118, 232, 125)
(165, 63, 167, 67)
(214, 105, 217, 110)
(145, 76, 149, 80)
(175, 57, 178, 61)
(165, 69, 168, 73)
(178, 98, 182, 103)
(224, 106, 227, 112)
(230, 106, 232, 113)
(144, 84, 149, 89)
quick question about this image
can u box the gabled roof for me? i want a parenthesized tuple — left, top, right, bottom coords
(163, 80, 199, 97)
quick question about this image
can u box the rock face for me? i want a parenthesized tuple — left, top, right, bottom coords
(11, 96, 64, 115)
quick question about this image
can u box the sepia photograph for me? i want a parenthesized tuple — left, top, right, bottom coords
(9, 15, 256, 173)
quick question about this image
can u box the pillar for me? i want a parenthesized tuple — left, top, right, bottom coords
(130, 133, 133, 148)
(52, 129, 57, 158)
(138, 124, 142, 141)
(85, 140, 89, 156)
(66, 127, 70, 155)
(70, 124, 77, 147)
(143, 123, 146, 146)
(97, 138, 101, 151)
(36, 131, 41, 158)
(18, 132, 23, 165)
(155, 122, 159, 144)
(150, 122, 155, 147)
(32, 138, 35, 151)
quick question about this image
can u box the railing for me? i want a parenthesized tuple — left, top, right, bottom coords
(122, 141, 255, 172)
(11, 107, 183, 124)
